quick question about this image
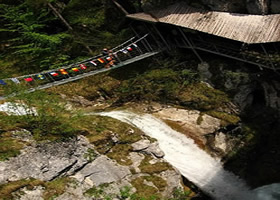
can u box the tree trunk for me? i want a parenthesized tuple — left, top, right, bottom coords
(47, 2, 94, 55)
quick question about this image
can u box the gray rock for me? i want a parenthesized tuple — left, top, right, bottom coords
(214, 132, 227, 152)
(146, 142, 165, 158)
(131, 139, 150, 151)
(198, 62, 212, 84)
(0, 136, 92, 184)
(246, 0, 269, 14)
(73, 155, 131, 186)
(15, 186, 44, 200)
(132, 140, 165, 158)
(233, 84, 255, 111)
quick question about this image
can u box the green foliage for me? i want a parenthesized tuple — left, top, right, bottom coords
(118, 68, 181, 102)
(170, 188, 192, 200)
(0, 1, 72, 71)
(178, 82, 231, 111)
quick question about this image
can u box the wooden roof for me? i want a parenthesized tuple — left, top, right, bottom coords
(127, 2, 280, 44)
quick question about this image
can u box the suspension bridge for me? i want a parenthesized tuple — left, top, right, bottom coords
(0, 34, 160, 98)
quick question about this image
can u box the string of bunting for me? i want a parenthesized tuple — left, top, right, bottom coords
(0, 34, 147, 86)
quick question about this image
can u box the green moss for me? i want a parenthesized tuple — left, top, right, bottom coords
(43, 177, 73, 200)
(139, 155, 172, 174)
(107, 144, 133, 165)
(0, 179, 43, 200)
(0, 133, 25, 161)
(143, 176, 167, 192)
(131, 177, 160, 199)
(179, 82, 230, 111)
(205, 111, 240, 126)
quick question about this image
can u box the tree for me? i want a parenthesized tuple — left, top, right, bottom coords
(0, 1, 72, 71)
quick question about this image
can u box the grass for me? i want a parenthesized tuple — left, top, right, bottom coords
(42, 177, 73, 200)
(139, 155, 172, 174)
(107, 144, 133, 165)
(0, 179, 43, 200)
(131, 177, 160, 200)
(0, 177, 73, 200)
(0, 132, 25, 161)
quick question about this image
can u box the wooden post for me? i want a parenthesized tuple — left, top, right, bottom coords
(112, 0, 129, 15)
(152, 24, 171, 51)
(261, 44, 275, 71)
(178, 28, 203, 63)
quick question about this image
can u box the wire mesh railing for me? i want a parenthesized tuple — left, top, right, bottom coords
(0, 34, 159, 92)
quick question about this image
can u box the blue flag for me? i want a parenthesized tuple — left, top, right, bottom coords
(0, 80, 7, 85)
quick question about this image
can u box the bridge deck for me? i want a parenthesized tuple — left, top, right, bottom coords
(32, 52, 159, 91)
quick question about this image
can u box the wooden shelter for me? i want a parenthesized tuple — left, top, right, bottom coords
(127, 2, 280, 44)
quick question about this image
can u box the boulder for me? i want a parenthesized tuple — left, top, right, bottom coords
(132, 140, 165, 158)
(72, 155, 131, 186)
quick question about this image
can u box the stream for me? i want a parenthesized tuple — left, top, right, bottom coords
(98, 110, 280, 200)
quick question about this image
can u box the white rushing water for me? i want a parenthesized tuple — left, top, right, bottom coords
(98, 110, 279, 200)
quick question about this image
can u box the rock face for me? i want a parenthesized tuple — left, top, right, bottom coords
(0, 130, 183, 199)
(0, 136, 91, 183)
(246, 0, 269, 14)
(73, 155, 131, 186)
(153, 107, 221, 145)
(271, 0, 280, 13)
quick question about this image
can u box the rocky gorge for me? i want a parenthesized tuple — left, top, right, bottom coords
(0, 0, 280, 199)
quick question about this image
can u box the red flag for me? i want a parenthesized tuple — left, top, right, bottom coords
(97, 58, 105, 63)
(106, 56, 112, 61)
(79, 64, 87, 70)
(50, 72, 59, 76)
(24, 77, 33, 82)
(127, 46, 133, 51)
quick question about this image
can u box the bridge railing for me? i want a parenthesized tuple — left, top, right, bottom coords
(0, 34, 158, 94)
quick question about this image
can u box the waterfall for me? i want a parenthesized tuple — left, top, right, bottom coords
(98, 110, 278, 200)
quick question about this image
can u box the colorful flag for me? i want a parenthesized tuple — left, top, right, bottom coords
(90, 61, 97, 66)
(59, 69, 68, 75)
(36, 74, 45, 80)
(72, 68, 79, 72)
(97, 58, 105, 63)
(127, 46, 133, 51)
(50, 72, 59, 76)
(11, 78, 20, 84)
(0, 80, 7, 85)
(79, 64, 87, 70)
(106, 56, 112, 61)
(24, 77, 33, 82)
